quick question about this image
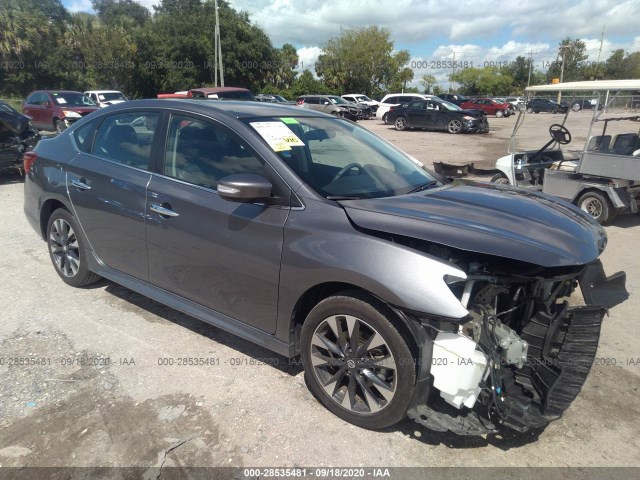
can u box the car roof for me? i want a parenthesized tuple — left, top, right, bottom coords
(103, 98, 320, 119)
(190, 87, 250, 93)
(85, 90, 122, 93)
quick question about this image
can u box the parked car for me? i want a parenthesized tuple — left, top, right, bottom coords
(570, 98, 601, 111)
(0, 100, 40, 173)
(460, 98, 512, 117)
(157, 87, 256, 101)
(327, 95, 373, 119)
(506, 96, 525, 110)
(84, 90, 129, 108)
(23, 90, 100, 132)
(24, 99, 625, 436)
(386, 98, 489, 134)
(256, 94, 296, 105)
(436, 93, 471, 107)
(296, 95, 359, 120)
(525, 97, 568, 114)
(341, 94, 380, 113)
(376, 93, 434, 124)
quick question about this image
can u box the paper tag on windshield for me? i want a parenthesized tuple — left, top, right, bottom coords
(250, 121, 305, 152)
(57, 98, 67, 104)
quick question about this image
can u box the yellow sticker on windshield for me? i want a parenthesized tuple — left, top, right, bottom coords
(250, 121, 305, 152)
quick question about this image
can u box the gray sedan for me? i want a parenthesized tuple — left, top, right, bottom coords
(23, 99, 626, 436)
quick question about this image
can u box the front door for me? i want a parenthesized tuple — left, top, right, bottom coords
(145, 113, 289, 334)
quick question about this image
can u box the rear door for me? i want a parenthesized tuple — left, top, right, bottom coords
(145, 112, 290, 333)
(405, 101, 428, 127)
(66, 110, 161, 280)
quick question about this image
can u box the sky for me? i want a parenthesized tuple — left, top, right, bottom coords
(63, 0, 640, 88)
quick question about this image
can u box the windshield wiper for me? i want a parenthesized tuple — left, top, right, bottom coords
(407, 180, 439, 193)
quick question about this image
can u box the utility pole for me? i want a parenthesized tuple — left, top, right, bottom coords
(557, 44, 570, 103)
(449, 51, 456, 93)
(527, 50, 537, 87)
(595, 25, 605, 80)
(213, 0, 224, 87)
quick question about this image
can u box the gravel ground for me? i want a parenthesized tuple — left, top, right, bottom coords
(0, 111, 639, 474)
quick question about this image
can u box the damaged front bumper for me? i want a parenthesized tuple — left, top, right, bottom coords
(406, 259, 628, 435)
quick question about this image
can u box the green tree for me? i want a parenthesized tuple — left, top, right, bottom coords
(316, 26, 410, 95)
(420, 74, 437, 94)
(92, 0, 151, 27)
(547, 37, 589, 82)
(449, 67, 513, 96)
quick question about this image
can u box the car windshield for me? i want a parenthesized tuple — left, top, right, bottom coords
(274, 95, 287, 102)
(356, 95, 373, 102)
(244, 116, 437, 199)
(99, 92, 127, 101)
(52, 92, 96, 106)
(328, 96, 349, 105)
(439, 100, 462, 111)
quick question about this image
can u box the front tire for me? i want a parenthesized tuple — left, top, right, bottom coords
(394, 116, 408, 131)
(300, 293, 416, 429)
(382, 113, 389, 124)
(526, 107, 534, 113)
(552, 107, 558, 114)
(490, 173, 510, 184)
(447, 119, 463, 134)
(47, 209, 101, 287)
(54, 118, 65, 134)
(572, 103, 581, 112)
(577, 191, 616, 225)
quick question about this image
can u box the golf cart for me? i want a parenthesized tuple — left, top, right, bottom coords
(492, 80, 640, 224)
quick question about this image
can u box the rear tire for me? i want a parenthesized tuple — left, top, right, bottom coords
(300, 293, 416, 429)
(572, 103, 581, 112)
(394, 116, 408, 131)
(552, 107, 558, 114)
(577, 191, 616, 225)
(495, 110, 504, 118)
(47, 209, 101, 287)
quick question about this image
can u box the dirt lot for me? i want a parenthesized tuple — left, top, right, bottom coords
(0, 111, 639, 475)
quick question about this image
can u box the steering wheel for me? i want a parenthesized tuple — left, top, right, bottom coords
(549, 124, 572, 145)
(332, 163, 363, 182)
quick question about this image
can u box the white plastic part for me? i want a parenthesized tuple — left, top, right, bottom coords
(431, 332, 488, 409)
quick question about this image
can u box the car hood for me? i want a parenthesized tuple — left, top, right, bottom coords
(339, 182, 606, 267)
(460, 109, 485, 118)
(63, 107, 99, 113)
(0, 111, 31, 135)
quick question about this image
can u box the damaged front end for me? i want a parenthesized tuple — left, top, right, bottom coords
(405, 248, 627, 436)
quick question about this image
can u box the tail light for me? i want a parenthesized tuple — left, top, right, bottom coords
(23, 151, 38, 174)
(296, 99, 304, 105)
(389, 106, 395, 112)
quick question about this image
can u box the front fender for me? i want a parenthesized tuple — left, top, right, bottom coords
(277, 200, 469, 334)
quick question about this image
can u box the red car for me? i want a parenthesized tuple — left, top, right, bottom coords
(23, 90, 100, 132)
(460, 98, 511, 117)
(157, 87, 255, 100)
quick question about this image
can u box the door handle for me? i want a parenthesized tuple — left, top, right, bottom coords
(150, 203, 179, 217)
(71, 178, 91, 190)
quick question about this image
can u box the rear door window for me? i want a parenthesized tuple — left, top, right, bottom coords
(92, 112, 160, 169)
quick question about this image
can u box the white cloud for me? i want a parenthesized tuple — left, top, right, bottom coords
(66, 0, 93, 13)
(296, 46, 324, 74)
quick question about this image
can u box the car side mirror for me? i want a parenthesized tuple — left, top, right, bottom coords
(217, 174, 272, 202)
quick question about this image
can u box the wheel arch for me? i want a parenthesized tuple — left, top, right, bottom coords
(39, 198, 70, 240)
(289, 282, 421, 362)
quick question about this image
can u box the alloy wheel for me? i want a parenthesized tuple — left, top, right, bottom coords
(49, 218, 80, 277)
(308, 314, 398, 415)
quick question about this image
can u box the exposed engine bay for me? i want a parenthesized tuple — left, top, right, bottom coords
(397, 242, 628, 435)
